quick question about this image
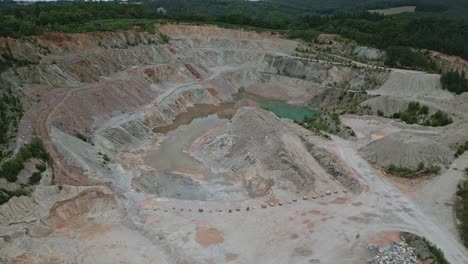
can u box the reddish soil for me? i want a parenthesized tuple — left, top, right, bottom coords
(369, 230, 401, 246)
(225, 253, 239, 262)
(195, 226, 224, 248)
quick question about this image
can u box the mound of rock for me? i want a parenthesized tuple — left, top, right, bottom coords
(360, 131, 453, 168)
(189, 107, 360, 197)
(368, 241, 417, 264)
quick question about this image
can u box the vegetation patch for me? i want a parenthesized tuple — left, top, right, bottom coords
(0, 137, 49, 204)
(455, 141, 468, 158)
(401, 232, 449, 264)
(441, 70, 468, 95)
(384, 46, 438, 72)
(391, 101, 452, 127)
(456, 170, 468, 249)
(386, 162, 441, 177)
(0, 187, 29, 205)
(0, 84, 24, 161)
(74, 132, 94, 145)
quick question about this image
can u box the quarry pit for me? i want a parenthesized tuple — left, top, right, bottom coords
(1, 24, 468, 263)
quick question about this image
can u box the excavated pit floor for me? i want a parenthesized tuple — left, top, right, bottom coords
(140, 92, 318, 201)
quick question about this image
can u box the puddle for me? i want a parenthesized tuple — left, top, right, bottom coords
(235, 90, 316, 122)
(153, 91, 316, 135)
(145, 114, 224, 172)
(153, 103, 236, 134)
(141, 91, 316, 200)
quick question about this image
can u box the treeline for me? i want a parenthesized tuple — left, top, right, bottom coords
(0, 2, 164, 38)
(441, 70, 468, 94)
(1, 3, 467, 61)
(294, 13, 468, 60)
(384, 46, 438, 71)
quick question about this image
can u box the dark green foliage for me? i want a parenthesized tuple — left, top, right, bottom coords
(0, 52, 37, 73)
(0, 3, 164, 38)
(441, 70, 468, 95)
(0, 2, 467, 62)
(160, 33, 170, 43)
(35, 163, 46, 172)
(1, 159, 23, 182)
(74, 132, 92, 144)
(377, 110, 384, 116)
(457, 179, 468, 248)
(393, 101, 452, 127)
(0, 187, 30, 205)
(386, 164, 417, 176)
(419, 105, 429, 115)
(29, 171, 42, 185)
(0, 137, 49, 182)
(402, 232, 449, 264)
(386, 163, 441, 176)
(455, 141, 468, 158)
(0, 84, 23, 156)
(426, 110, 453, 127)
(384, 46, 438, 71)
(102, 154, 110, 162)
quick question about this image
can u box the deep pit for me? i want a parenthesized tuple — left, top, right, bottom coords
(2, 24, 468, 264)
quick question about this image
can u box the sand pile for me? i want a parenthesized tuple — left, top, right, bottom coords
(360, 131, 453, 168)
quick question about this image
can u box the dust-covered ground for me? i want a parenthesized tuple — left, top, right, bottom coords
(1, 24, 468, 263)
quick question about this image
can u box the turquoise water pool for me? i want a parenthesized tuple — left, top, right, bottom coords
(235, 91, 316, 122)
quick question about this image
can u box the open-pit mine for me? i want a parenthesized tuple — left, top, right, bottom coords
(1, 24, 468, 263)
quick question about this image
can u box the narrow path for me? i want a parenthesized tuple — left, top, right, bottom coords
(36, 88, 95, 186)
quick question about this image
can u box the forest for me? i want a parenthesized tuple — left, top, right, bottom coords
(0, 2, 467, 61)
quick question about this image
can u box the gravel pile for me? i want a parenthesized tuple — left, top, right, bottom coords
(368, 241, 417, 264)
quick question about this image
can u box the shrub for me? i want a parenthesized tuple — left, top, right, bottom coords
(427, 110, 453, 127)
(35, 163, 46, 172)
(393, 102, 452, 127)
(29, 171, 42, 185)
(386, 163, 441, 176)
(419, 105, 429, 115)
(455, 141, 468, 157)
(441, 70, 468, 95)
(74, 132, 91, 143)
(386, 164, 416, 176)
